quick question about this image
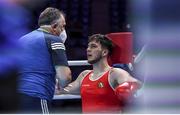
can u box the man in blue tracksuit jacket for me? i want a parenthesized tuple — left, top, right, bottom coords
(18, 7, 72, 114)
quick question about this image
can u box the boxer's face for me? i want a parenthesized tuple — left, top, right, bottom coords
(87, 40, 104, 64)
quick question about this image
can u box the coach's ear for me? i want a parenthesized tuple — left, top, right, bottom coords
(51, 22, 58, 29)
(51, 23, 59, 36)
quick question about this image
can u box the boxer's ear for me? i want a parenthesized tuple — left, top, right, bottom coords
(102, 49, 108, 56)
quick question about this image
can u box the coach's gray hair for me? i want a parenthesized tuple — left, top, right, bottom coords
(38, 7, 65, 26)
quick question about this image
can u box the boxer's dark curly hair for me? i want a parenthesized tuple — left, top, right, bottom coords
(88, 34, 114, 56)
